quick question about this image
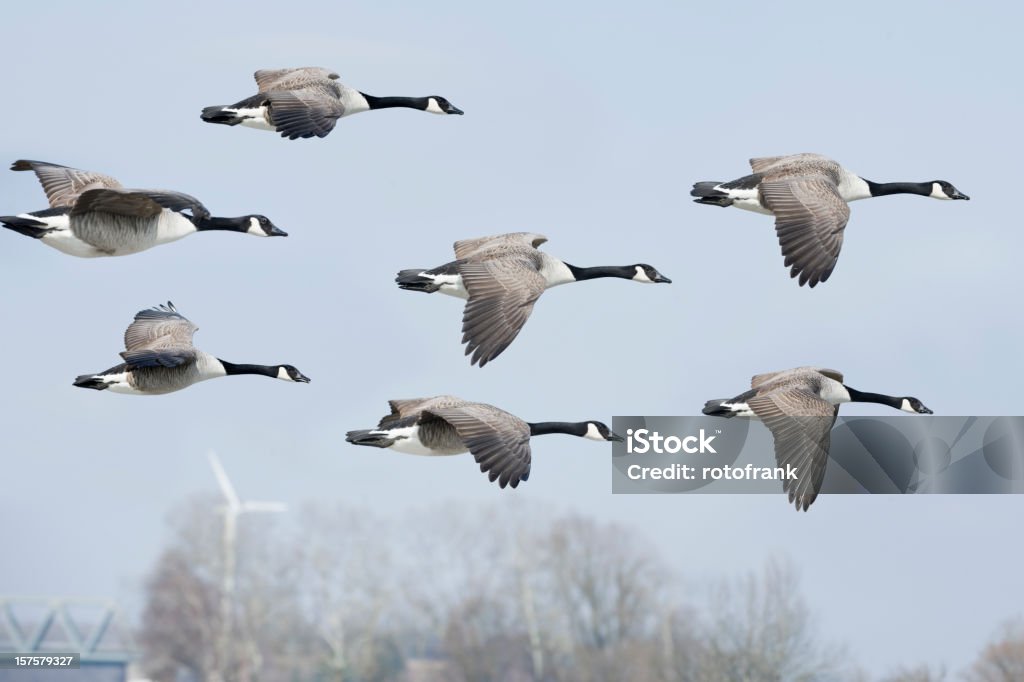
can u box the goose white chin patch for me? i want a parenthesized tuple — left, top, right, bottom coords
(276, 367, 293, 381)
(248, 217, 264, 236)
(584, 423, 606, 441)
(900, 398, 917, 413)
(632, 266, 653, 283)
(424, 98, 445, 115)
(930, 182, 951, 200)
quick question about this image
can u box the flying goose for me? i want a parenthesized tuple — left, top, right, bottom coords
(74, 302, 310, 395)
(201, 67, 464, 140)
(702, 367, 933, 511)
(346, 396, 623, 488)
(691, 153, 969, 287)
(1, 160, 285, 258)
(396, 232, 672, 366)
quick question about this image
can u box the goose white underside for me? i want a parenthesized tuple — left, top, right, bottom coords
(37, 210, 197, 257)
(539, 253, 576, 287)
(374, 425, 466, 456)
(29, 214, 102, 257)
(718, 172, 871, 213)
(94, 355, 226, 395)
(818, 379, 852, 405)
(100, 372, 146, 395)
(717, 188, 772, 214)
(837, 173, 872, 202)
(428, 273, 469, 299)
(229, 106, 275, 131)
(719, 401, 756, 417)
(428, 254, 575, 298)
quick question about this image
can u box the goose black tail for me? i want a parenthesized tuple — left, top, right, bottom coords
(73, 374, 109, 390)
(396, 269, 440, 293)
(1, 216, 51, 239)
(201, 105, 242, 126)
(702, 399, 735, 417)
(345, 430, 395, 447)
(691, 182, 733, 207)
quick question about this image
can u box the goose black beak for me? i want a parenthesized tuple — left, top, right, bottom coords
(268, 224, 288, 237)
(607, 431, 625, 442)
(919, 406, 933, 414)
(653, 274, 672, 284)
(293, 372, 311, 383)
(446, 105, 464, 115)
(951, 191, 970, 200)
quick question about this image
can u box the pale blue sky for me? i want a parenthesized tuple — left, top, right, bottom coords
(0, 0, 1021, 675)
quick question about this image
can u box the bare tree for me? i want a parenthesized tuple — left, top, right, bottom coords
(964, 620, 1024, 682)
(140, 498, 955, 682)
(293, 503, 403, 682)
(529, 514, 670, 682)
(138, 495, 317, 682)
(697, 557, 847, 682)
(138, 545, 221, 682)
(441, 593, 532, 682)
(880, 665, 946, 682)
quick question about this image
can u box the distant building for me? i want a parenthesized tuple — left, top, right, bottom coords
(399, 658, 455, 682)
(0, 598, 134, 682)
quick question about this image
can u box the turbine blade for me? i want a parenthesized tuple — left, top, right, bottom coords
(207, 451, 241, 510)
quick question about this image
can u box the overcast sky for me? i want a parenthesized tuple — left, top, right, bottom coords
(1, 0, 1021, 676)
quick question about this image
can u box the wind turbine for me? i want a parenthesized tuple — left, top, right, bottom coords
(207, 450, 286, 682)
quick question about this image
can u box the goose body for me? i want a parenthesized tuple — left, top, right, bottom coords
(1, 160, 285, 257)
(395, 232, 672, 366)
(201, 67, 463, 140)
(346, 396, 622, 488)
(702, 366, 933, 510)
(74, 303, 310, 395)
(691, 153, 969, 287)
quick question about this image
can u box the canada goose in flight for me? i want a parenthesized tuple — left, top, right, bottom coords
(396, 232, 672, 367)
(702, 367, 932, 511)
(691, 153, 969, 287)
(201, 67, 464, 140)
(1, 160, 284, 258)
(346, 396, 623, 488)
(74, 302, 310, 395)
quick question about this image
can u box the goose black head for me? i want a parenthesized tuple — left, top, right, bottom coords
(930, 181, 969, 201)
(425, 96, 464, 116)
(899, 397, 932, 414)
(632, 264, 672, 284)
(276, 365, 310, 383)
(585, 421, 625, 442)
(247, 215, 287, 237)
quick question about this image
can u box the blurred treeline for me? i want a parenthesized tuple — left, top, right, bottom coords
(136, 498, 1023, 682)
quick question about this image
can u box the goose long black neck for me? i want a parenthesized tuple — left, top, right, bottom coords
(196, 216, 248, 232)
(528, 421, 589, 437)
(361, 93, 429, 111)
(864, 180, 932, 198)
(564, 263, 635, 282)
(845, 386, 902, 409)
(220, 360, 278, 378)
